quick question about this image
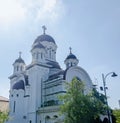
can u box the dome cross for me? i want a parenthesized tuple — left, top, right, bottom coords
(19, 51, 22, 58)
(69, 47, 72, 54)
(42, 25, 47, 34)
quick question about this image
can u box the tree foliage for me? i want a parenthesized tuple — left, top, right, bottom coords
(92, 88, 106, 104)
(0, 111, 9, 123)
(113, 109, 120, 123)
(59, 77, 105, 123)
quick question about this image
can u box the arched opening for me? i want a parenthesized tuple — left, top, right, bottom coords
(53, 115, 58, 119)
(103, 117, 109, 123)
(17, 66, 19, 71)
(45, 116, 50, 119)
(45, 116, 50, 123)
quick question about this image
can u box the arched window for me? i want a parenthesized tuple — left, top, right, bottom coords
(41, 53, 43, 59)
(17, 66, 19, 71)
(13, 101, 16, 113)
(45, 116, 50, 123)
(36, 53, 39, 59)
(49, 50, 51, 59)
(53, 115, 58, 119)
(29, 120, 32, 123)
(20, 66, 23, 71)
(45, 116, 50, 119)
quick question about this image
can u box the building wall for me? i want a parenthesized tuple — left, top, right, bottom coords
(0, 97, 9, 112)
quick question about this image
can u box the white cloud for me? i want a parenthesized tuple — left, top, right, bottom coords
(23, 0, 65, 22)
(0, 0, 65, 25)
(36, 0, 63, 22)
(0, 0, 26, 24)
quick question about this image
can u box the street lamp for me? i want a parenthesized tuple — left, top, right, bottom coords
(102, 72, 117, 123)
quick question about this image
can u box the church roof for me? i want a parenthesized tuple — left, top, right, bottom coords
(66, 53, 77, 60)
(34, 34, 55, 44)
(47, 70, 65, 81)
(65, 47, 77, 61)
(12, 80, 25, 90)
(14, 57, 25, 64)
(46, 60, 61, 69)
(0, 96, 9, 102)
(32, 43, 45, 50)
(14, 52, 25, 64)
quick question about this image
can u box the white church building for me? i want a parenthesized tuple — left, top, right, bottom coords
(7, 26, 93, 123)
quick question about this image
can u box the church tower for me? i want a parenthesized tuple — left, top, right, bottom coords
(64, 47, 79, 68)
(31, 26, 57, 63)
(13, 52, 25, 74)
(25, 26, 60, 123)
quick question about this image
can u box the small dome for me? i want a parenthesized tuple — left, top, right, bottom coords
(65, 47, 77, 60)
(12, 80, 25, 90)
(14, 57, 25, 64)
(32, 43, 45, 50)
(34, 34, 55, 44)
(14, 52, 25, 64)
(66, 53, 77, 60)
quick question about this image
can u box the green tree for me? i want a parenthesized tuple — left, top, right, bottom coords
(59, 77, 105, 123)
(113, 109, 120, 123)
(0, 111, 9, 123)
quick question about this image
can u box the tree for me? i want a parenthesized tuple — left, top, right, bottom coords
(0, 111, 9, 123)
(113, 109, 120, 123)
(59, 77, 105, 123)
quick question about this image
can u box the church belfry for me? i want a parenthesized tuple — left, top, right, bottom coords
(13, 52, 25, 74)
(64, 47, 79, 68)
(31, 26, 57, 62)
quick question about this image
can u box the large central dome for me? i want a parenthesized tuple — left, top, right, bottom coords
(34, 34, 55, 44)
(33, 26, 56, 44)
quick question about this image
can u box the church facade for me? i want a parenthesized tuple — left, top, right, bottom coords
(7, 26, 93, 123)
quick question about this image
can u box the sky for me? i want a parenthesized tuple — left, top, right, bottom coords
(0, 0, 120, 109)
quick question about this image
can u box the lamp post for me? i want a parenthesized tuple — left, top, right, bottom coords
(102, 72, 117, 123)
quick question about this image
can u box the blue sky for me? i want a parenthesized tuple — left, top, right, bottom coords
(0, 0, 120, 109)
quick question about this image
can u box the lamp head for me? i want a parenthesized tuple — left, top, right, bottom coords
(111, 72, 117, 77)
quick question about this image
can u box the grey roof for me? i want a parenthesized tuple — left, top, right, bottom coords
(12, 80, 25, 90)
(14, 57, 25, 64)
(32, 43, 45, 50)
(46, 61, 61, 69)
(34, 34, 55, 44)
(66, 53, 77, 60)
(47, 70, 65, 81)
(0, 96, 9, 102)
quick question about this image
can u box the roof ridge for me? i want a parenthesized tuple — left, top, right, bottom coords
(0, 96, 9, 101)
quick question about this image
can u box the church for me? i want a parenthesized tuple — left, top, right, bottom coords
(7, 26, 93, 123)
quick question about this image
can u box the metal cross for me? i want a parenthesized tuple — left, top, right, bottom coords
(69, 47, 72, 54)
(42, 25, 47, 34)
(19, 51, 22, 58)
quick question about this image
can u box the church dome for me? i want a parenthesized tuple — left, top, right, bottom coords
(33, 26, 56, 45)
(32, 43, 45, 50)
(66, 53, 77, 60)
(14, 57, 25, 64)
(12, 80, 25, 90)
(65, 47, 77, 60)
(64, 48, 79, 68)
(14, 52, 25, 64)
(34, 34, 55, 44)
